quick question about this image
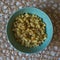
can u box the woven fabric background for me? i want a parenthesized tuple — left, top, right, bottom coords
(0, 0, 60, 60)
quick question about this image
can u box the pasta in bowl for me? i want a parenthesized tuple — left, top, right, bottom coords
(12, 13, 47, 48)
(7, 7, 53, 53)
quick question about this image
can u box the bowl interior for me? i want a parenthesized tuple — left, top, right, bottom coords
(7, 7, 53, 53)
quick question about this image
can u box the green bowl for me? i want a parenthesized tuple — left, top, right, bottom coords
(7, 7, 53, 53)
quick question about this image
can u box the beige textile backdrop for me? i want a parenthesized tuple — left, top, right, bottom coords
(0, 0, 60, 60)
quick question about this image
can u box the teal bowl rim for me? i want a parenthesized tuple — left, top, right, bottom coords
(6, 7, 53, 54)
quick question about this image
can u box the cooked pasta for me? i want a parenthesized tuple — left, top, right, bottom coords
(12, 13, 47, 47)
